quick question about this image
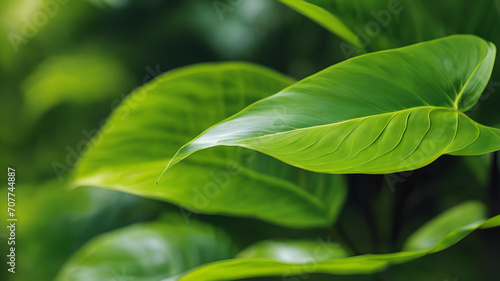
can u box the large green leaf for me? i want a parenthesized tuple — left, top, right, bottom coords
(72, 62, 347, 228)
(168, 36, 499, 175)
(55, 217, 236, 281)
(279, 0, 500, 127)
(178, 201, 500, 281)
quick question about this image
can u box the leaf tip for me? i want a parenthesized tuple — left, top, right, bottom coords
(156, 149, 185, 185)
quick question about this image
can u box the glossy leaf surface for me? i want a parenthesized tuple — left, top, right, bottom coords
(279, 0, 500, 127)
(169, 36, 499, 175)
(55, 217, 236, 281)
(72, 62, 347, 228)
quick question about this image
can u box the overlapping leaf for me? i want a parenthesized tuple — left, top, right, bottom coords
(178, 201, 500, 281)
(167, 36, 499, 175)
(278, 0, 500, 140)
(72, 62, 347, 228)
(55, 217, 236, 281)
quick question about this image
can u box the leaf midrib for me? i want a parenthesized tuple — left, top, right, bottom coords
(236, 106, 459, 144)
(453, 45, 491, 110)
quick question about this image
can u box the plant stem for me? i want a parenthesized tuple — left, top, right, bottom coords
(390, 179, 415, 251)
(369, 175, 385, 252)
(482, 151, 500, 280)
(328, 225, 360, 255)
(488, 151, 499, 216)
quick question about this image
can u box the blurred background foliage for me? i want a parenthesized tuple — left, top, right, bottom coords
(0, 0, 499, 280)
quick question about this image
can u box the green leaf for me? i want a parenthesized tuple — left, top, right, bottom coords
(278, 0, 500, 53)
(179, 201, 500, 281)
(168, 35, 499, 175)
(72, 62, 347, 228)
(279, 0, 439, 53)
(281, 0, 500, 127)
(278, 0, 365, 50)
(236, 239, 349, 262)
(55, 217, 236, 281)
(403, 201, 486, 252)
(0, 180, 162, 281)
(462, 154, 493, 186)
(22, 51, 133, 122)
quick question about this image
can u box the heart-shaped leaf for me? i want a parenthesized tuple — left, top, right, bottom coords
(167, 36, 499, 175)
(281, 0, 500, 136)
(178, 201, 500, 281)
(72, 62, 347, 228)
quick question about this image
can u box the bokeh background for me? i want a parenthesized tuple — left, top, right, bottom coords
(1, 0, 499, 280)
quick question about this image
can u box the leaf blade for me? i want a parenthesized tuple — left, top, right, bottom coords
(169, 36, 499, 175)
(55, 217, 236, 281)
(72, 62, 348, 228)
(278, 0, 365, 50)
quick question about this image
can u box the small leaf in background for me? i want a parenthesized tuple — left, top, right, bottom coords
(72, 62, 348, 229)
(237, 239, 349, 262)
(22, 50, 134, 122)
(278, 0, 500, 54)
(462, 154, 493, 186)
(0, 180, 163, 281)
(403, 201, 486, 251)
(278, 0, 365, 50)
(169, 35, 499, 175)
(55, 217, 237, 281)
